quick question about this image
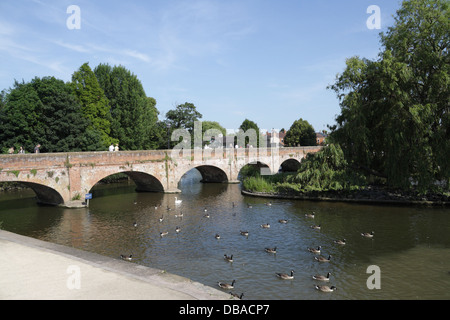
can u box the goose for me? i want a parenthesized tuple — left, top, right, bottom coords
(260, 223, 270, 229)
(230, 292, 244, 299)
(265, 247, 277, 254)
(224, 254, 233, 263)
(159, 215, 164, 222)
(133, 221, 138, 228)
(160, 231, 169, 237)
(278, 219, 288, 224)
(361, 231, 375, 238)
(204, 207, 208, 212)
(120, 254, 132, 261)
(204, 213, 210, 218)
(334, 239, 347, 245)
(175, 226, 181, 233)
(315, 255, 332, 263)
(215, 234, 221, 240)
(247, 204, 253, 209)
(305, 212, 315, 218)
(308, 246, 322, 254)
(315, 285, 337, 292)
(240, 231, 249, 237)
(310, 225, 321, 230)
(265, 202, 272, 206)
(166, 206, 172, 211)
(218, 280, 235, 290)
(174, 197, 182, 205)
(312, 272, 331, 282)
(276, 270, 294, 280)
(154, 204, 158, 210)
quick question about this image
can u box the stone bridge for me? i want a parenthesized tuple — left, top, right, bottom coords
(0, 147, 321, 207)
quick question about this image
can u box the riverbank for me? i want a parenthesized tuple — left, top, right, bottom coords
(241, 185, 450, 206)
(0, 230, 232, 300)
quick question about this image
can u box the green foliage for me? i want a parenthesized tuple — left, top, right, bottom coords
(94, 64, 159, 150)
(238, 119, 260, 147)
(71, 63, 112, 148)
(166, 102, 202, 134)
(284, 118, 316, 147)
(328, 0, 449, 191)
(0, 77, 104, 153)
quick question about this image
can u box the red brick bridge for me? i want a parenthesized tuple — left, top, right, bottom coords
(0, 147, 321, 207)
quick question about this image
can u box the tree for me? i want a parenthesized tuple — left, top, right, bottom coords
(238, 119, 260, 147)
(284, 118, 316, 146)
(165, 102, 202, 133)
(328, 0, 449, 190)
(94, 64, 159, 150)
(0, 77, 104, 153)
(71, 62, 112, 148)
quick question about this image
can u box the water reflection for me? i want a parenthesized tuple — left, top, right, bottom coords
(0, 170, 449, 300)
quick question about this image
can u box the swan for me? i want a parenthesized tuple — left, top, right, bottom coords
(175, 197, 182, 205)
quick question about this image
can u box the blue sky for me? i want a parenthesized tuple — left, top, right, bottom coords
(0, 0, 402, 133)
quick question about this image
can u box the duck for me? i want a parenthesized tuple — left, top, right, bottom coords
(308, 246, 322, 254)
(278, 219, 288, 224)
(361, 231, 375, 238)
(260, 223, 270, 229)
(276, 270, 294, 280)
(230, 292, 244, 299)
(240, 231, 249, 237)
(305, 212, 315, 218)
(160, 231, 169, 237)
(175, 197, 182, 205)
(312, 272, 331, 282)
(218, 280, 235, 290)
(175, 226, 181, 233)
(120, 254, 132, 261)
(310, 224, 321, 230)
(334, 239, 347, 245)
(224, 254, 233, 263)
(265, 247, 277, 254)
(175, 212, 183, 218)
(315, 285, 337, 292)
(215, 234, 221, 240)
(315, 255, 332, 263)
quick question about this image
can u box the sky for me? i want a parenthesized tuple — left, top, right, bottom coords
(0, 0, 403, 133)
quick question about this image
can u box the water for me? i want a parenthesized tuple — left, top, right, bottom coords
(0, 171, 449, 300)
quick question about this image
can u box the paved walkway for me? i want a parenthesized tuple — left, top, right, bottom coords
(0, 230, 231, 300)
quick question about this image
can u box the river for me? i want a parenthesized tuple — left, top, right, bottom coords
(0, 170, 449, 300)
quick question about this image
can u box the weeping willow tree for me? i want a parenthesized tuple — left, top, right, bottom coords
(288, 144, 367, 192)
(328, 0, 449, 192)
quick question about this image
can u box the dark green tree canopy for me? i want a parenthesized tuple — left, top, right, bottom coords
(328, 0, 449, 190)
(0, 77, 104, 153)
(237, 118, 260, 147)
(71, 62, 112, 148)
(94, 63, 159, 150)
(284, 118, 316, 147)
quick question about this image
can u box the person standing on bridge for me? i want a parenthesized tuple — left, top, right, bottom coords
(114, 143, 119, 152)
(109, 143, 114, 152)
(34, 144, 41, 153)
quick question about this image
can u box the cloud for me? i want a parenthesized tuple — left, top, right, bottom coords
(122, 50, 151, 63)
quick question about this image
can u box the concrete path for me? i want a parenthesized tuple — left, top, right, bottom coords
(0, 230, 231, 300)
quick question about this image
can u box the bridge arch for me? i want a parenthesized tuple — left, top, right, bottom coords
(279, 158, 301, 172)
(178, 165, 229, 186)
(239, 161, 272, 178)
(88, 171, 164, 194)
(20, 182, 64, 205)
